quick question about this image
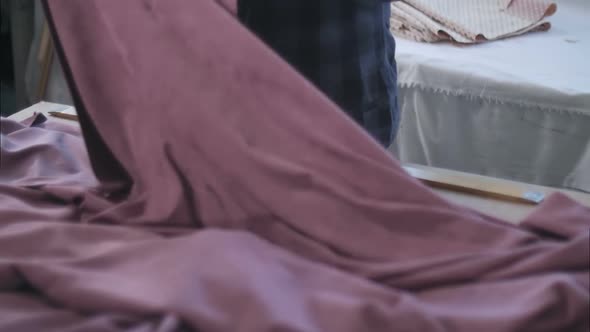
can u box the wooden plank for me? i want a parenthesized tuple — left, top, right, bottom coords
(37, 21, 54, 101)
(48, 111, 78, 121)
(404, 164, 545, 205)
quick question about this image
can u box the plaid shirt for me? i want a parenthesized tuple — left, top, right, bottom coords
(238, 1, 399, 146)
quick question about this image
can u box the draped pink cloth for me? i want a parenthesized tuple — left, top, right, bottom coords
(0, 0, 588, 331)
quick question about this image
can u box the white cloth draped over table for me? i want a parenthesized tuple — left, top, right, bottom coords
(391, 0, 590, 192)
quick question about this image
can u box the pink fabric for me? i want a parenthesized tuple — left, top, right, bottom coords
(0, 0, 588, 331)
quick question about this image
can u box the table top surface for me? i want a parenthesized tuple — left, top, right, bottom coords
(8, 102, 590, 224)
(395, 0, 590, 107)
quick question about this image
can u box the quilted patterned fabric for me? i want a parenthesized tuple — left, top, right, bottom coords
(391, 0, 557, 43)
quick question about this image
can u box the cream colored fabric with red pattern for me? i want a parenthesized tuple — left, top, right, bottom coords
(390, 0, 557, 43)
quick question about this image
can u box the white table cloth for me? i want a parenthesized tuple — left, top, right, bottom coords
(391, 0, 590, 192)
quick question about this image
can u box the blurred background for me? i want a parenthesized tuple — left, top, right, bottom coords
(1, 0, 71, 117)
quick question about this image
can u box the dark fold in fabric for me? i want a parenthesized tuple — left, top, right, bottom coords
(0, 0, 588, 331)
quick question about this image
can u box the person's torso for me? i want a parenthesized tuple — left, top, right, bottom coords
(238, 0, 398, 145)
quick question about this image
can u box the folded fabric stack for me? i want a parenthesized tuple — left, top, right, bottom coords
(390, 0, 557, 43)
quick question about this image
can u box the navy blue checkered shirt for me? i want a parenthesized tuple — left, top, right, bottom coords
(238, 1, 399, 146)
